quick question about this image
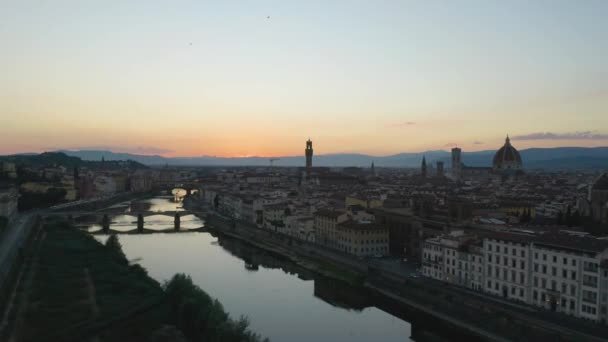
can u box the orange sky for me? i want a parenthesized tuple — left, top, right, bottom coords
(1, 1, 607, 157)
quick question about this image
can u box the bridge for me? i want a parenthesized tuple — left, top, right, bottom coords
(46, 209, 203, 233)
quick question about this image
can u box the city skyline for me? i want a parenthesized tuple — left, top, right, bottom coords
(2, 1, 607, 157)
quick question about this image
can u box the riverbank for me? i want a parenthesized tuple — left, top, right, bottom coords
(0, 217, 267, 342)
(197, 207, 608, 342)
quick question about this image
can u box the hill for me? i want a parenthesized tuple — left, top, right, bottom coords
(54, 147, 608, 170)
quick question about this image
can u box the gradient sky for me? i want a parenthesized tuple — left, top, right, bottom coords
(1, 0, 607, 157)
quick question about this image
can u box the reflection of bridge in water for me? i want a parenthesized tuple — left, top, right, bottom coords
(48, 209, 204, 234)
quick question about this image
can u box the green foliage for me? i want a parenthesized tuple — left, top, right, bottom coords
(17, 219, 164, 342)
(163, 274, 268, 342)
(18, 187, 67, 210)
(105, 234, 128, 265)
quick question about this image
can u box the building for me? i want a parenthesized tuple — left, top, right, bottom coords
(451, 147, 462, 180)
(314, 209, 348, 250)
(422, 231, 484, 290)
(336, 220, 389, 257)
(305, 139, 313, 170)
(483, 233, 531, 303)
(493, 136, 523, 172)
(0, 185, 18, 220)
(423, 230, 608, 324)
(421, 156, 427, 178)
(436, 161, 444, 178)
(590, 173, 608, 224)
(345, 195, 384, 210)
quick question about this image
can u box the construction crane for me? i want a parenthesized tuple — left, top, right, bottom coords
(269, 158, 280, 168)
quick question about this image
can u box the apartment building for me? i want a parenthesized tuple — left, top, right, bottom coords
(423, 230, 608, 324)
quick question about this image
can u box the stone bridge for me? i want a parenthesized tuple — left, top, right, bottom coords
(46, 210, 201, 233)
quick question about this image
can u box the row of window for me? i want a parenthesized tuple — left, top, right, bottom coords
(533, 263, 578, 280)
(486, 243, 525, 257)
(488, 254, 526, 269)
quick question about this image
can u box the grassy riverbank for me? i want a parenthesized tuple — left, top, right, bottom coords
(2, 218, 267, 342)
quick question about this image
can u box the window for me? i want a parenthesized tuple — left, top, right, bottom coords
(553, 256, 557, 263)
(534, 263, 539, 272)
(562, 283, 567, 293)
(512, 259, 516, 268)
(512, 248, 516, 256)
(504, 246, 507, 253)
(570, 300, 575, 310)
(572, 259, 576, 266)
(542, 265, 547, 274)
(551, 280, 556, 291)
(541, 278, 546, 288)
(562, 269, 567, 278)
(520, 261, 525, 269)
(534, 277, 538, 286)
(572, 271, 577, 280)
(511, 287, 515, 295)
(487, 280, 492, 288)
(563, 257, 567, 265)
(552, 267, 557, 276)
(543, 254, 547, 261)
(533, 290, 538, 300)
(488, 254, 492, 262)
(570, 284, 576, 296)
(519, 288, 524, 297)
(534, 252, 538, 260)
(521, 250, 525, 258)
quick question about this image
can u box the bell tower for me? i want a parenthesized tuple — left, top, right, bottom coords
(305, 139, 313, 170)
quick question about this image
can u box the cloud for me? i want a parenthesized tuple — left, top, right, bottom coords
(472, 141, 483, 145)
(390, 121, 416, 128)
(512, 131, 608, 141)
(444, 143, 457, 148)
(52, 145, 174, 155)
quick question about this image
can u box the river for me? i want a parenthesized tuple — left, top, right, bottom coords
(87, 196, 414, 342)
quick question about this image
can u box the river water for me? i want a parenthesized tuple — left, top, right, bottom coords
(89, 196, 414, 341)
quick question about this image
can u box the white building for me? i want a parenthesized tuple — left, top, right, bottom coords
(422, 231, 484, 290)
(424, 230, 608, 324)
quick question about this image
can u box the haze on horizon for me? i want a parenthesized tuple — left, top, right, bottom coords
(1, 0, 607, 158)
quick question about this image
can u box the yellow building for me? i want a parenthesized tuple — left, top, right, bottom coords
(345, 196, 383, 209)
(337, 220, 389, 257)
(314, 209, 348, 250)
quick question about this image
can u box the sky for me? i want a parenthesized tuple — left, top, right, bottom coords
(1, 0, 607, 157)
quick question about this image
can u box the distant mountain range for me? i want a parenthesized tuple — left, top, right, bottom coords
(53, 147, 608, 170)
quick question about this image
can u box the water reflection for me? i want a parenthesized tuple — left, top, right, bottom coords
(109, 231, 413, 342)
(81, 196, 203, 232)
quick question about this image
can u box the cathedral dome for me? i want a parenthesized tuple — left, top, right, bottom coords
(493, 136, 522, 171)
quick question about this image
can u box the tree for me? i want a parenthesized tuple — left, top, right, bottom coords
(105, 234, 127, 264)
